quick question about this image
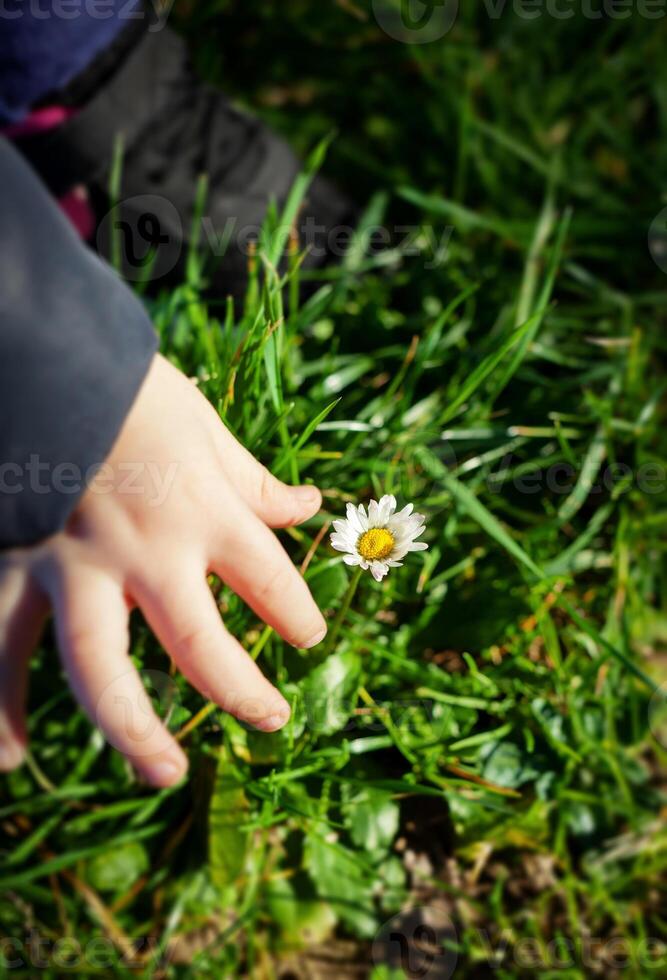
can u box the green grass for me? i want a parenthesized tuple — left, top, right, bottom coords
(2, 2, 667, 977)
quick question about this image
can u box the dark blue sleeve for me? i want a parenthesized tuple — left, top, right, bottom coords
(0, 137, 158, 549)
(0, 0, 143, 125)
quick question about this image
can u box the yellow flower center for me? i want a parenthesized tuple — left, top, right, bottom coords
(358, 527, 395, 561)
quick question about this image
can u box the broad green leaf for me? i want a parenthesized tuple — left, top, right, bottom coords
(306, 561, 349, 610)
(300, 650, 362, 735)
(480, 742, 542, 790)
(209, 747, 249, 890)
(86, 841, 149, 893)
(266, 874, 337, 949)
(347, 789, 400, 856)
(303, 835, 377, 938)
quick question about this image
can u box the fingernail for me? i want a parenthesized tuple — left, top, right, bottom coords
(259, 712, 290, 733)
(147, 756, 187, 787)
(257, 700, 291, 733)
(302, 626, 327, 649)
(0, 741, 26, 771)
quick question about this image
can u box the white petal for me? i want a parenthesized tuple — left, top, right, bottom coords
(368, 499, 380, 528)
(359, 558, 370, 570)
(330, 526, 352, 540)
(391, 526, 417, 543)
(330, 535, 355, 553)
(356, 504, 369, 530)
(403, 513, 425, 530)
(391, 523, 425, 546)
(389, 511, 419, 534)
(408, 541, 429, 551)
(390, 545, 410, 561)
(378, 494, 397, 522)
(371, 562, 389, 581)
(345, 504, 363, 533)
(343, 553, 361, 565)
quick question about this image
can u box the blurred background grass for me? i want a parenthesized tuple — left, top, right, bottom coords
(1, 1, 667, 977)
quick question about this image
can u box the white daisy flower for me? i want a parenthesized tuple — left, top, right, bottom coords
(330, 495, 428, 582)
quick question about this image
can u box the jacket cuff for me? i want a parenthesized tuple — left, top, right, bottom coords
(0, 137, 158, 549)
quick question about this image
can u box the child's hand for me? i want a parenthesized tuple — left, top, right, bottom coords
(0, 354, 327, 785)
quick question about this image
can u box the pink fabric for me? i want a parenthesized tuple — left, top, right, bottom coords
(58, 186, 96, 241)
(2, 105, 95, 241)
(1, 105, 76, 139)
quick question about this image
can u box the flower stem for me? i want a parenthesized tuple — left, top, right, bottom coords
(321, 565, 363, 658)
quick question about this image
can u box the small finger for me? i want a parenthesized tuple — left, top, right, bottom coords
(0, 567, 47, 770)
(215, 426, 322, 528)
(51, 569, 188, 787)
(212, 500, 327, 649)
(135, 565, 291, 732)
